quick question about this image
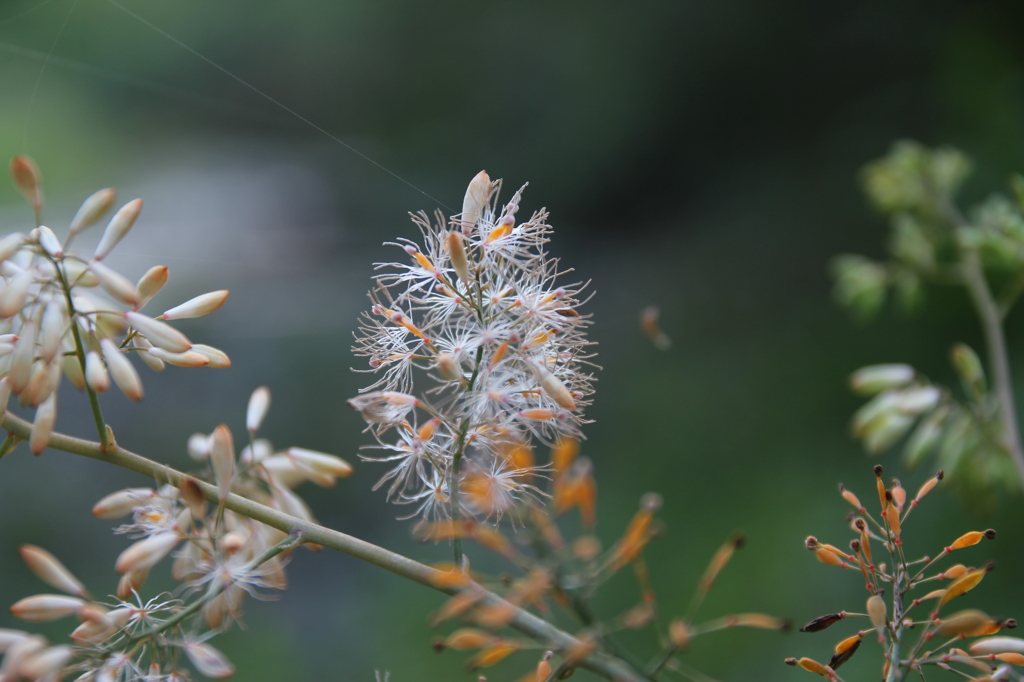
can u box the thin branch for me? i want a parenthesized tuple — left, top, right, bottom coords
(0, 412, 652, 682)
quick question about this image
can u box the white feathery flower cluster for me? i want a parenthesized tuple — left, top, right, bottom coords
(350, 171, 595, 522)
(2, 157, 231, 453)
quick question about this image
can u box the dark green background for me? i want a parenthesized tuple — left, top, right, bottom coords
(2, 1, 1024, 680)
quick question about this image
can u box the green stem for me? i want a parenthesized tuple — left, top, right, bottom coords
(0, 433, 17, 459)
(54, 260, 109, 450)
(449, 345, 485, 566)
(0, 411, 651, 682)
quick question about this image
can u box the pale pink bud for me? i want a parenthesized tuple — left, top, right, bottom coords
(30, 393, 56, 455)
(0, 629, 30, 655)
(88, 260, 138, 306)
(260, 454, 309, 488)
(160, 290, 229, 320)
(446, 231, 471, 283)
(132, 335, 166, 372)
(461, 170, 491, 235)
(18, 643, 73, 678)
(9, 321, 35, 392)
(0, 635, 45, 679)
(10, 594, 84, 622)
(287, 447, 352, 478)
(33, 226, 62, 258)
(528, 361, 577, 410)
(114, 532, 179, 574)
(189, 344, 231, 368)
(246, 386, 271, 433)
(92, 487, 155, 519)
(94, 198, 142, 261)
(85, 351, 109, 392)
(116, 567, 150, 598)
(10, 156, 42, 210)
(183, 641, 235, 679)
(134, 265, 168, 311)
(71, 615, 118, 645)
(100, 338, 143, 401)
(69, 187, 117, 236)
(38, 300, 64, 363)
(0, 233, 27, 264)
(347, 391, 419, 423)
(435, 352, 462, 381)
(23, 360, 61, 408)
(971, 637, 1024, 655)
(144, 347, 208, 367)
(0, 268, 33, 318)
(124, 312, 191, 353)
(210, 424, 235, 502)
(18, 545, 85, 597)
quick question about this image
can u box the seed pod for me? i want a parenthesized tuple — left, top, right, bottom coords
(18, 545, 85, 597)
(461, 171, 491, 235)
(100, 338, 143, 401)
(785, 657, 833, 676)
(10, 594, 84, 622)
(69, 188, 116, 237)
(913, 470, 944, 504)
(247, 386, 271, 433)
(800, 613, 847, 633)
(94, 198, 142, 261)
(160, 290, 229, 320)
(937, 609, 993, 636)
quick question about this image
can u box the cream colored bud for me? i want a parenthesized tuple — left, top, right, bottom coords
(10, 156, 42, 210)
(461, 171, 491, 235)
(94, 198, 142, 261)
(9, 320, 34, 392)
(10, 594, 84, 622)
(0, 377, 11, 417)
(527, 361, 576, 411)
(435, 352, 462, 381)
(30, 393, 56, 455)
(132, 336, 166, 372)
(190, 344, 231, 368)
(69, 187, 116, 237)
(18, 545, 85, 597)
(0, 629, 30, 653)
(0, 233, 27, 264)
(183, 641, 235, 680)
(134, 266, 168, 311)
(971, 637, 1024, 655)
(867, 594, 887, 638)
(0, 635, 45, 680)
(114, 532, 179, 574)
(270, 482, 314, 522)
(23, 360, 61, 408)
(38, 301, 64, 363)
(240, 438, 273, 465)
(33, 226, 62, 258)
(85, 351, 109, 392)
(260, 454, 308, 488)
(92, 488, 155, 519)
(100, 338, 143, 401)
(210, 424, 235, 502)
(88, 260, 138, 306)
(60, 352, 86, 390)
(187, 433, 211, 460)
(125, 311, 191, 353)
(61, 259, 98, 287)
(19, 643, 73, 678)
(287, 447, 353, 478)
(161, 290, 229, 320)
(71, 615, 118, 645)
(144, 347, 209, 367)
(893, 385, 940, 414)
(247, 386, 271, 433)
(0, 268, 33, 318)
(116, 567, 149, 599)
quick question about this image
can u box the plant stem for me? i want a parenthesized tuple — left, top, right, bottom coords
(0, 411, 652, 682)
(449, 345, 485, 566)
(54, 260, 109, 450)
(961, 255, 1024, 484)
(0, 433, 17, 459)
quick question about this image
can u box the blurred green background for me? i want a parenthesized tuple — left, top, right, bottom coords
(3, 1, 1024, 680)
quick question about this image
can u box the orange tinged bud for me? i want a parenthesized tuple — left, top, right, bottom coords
(10, 156, 42, 210)
(443, 629, 495, 651)
(700, 533, 744, 590)
(814, 548, 847, 568)
(913, 470, 944, 504)
(519, 409, 555, 420)
(949, 529, 996, 550)
(430, 591, 482, 625)
(867, 594, 887, 639)
(551, 438, 578, 473)
(996, 652, 1024, 665)
(535, 654, 553, 682)
(429, 564, 471, 589)
(936, 609, 993, 636)
(18, 545, 86, 597)
(669, 619, 690, 649)
(472, 526, 515, 559)
(941, 564, 968, 580)
(785, 657, 833, 677)
(474, 600, 518, 629)
(940, 563, 995, 606)
(732, 613, 789, 630)
(838, 483, 863, 511)
(891, 479, 906, 510)
(885, 501, 901, 537)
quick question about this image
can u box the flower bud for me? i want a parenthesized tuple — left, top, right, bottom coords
(10, 594, 84, 621)
(210, 424, 235, 502)
(144, 347, 209, 367)
(160, 290, 229, 320)
(187, 433, 211, 460)
(30, 393, 56, 455)
(18, 545, 85, 597)
(69, 188, 116, 237)
(287, 447, 353, 479)
(114, 532, 179, 574)
(89, 260, 138, 306)
(247, 386, 271, 433)
(100, 338, 143, 401)
(0, 269, 33, 319)
(971, 637, 1024, 655)
(189, 344, 231, 368)
(134, 266, 168, 311)
(33, 225, 62, 258)
(461, 171, 491, 235)
(10, 156, 42, 210)
(92, 488, 155, 519)
(446, 231, 471, 283)
(183, 641, 235, 680)
(19, 644, 73, 679)
(94, 198, 142, 261)
(0, 233, 26, 264)
(951, 342, 986, 397)
(0, 629, 30, 653)
(125, 311, 191, 353)
(435, 352, 462, 381)
(85, 351, 110, 392)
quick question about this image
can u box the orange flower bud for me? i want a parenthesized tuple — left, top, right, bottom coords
(467, 641, 520, 669)
(949, 529, 996, 550)
(838, 483, 863, 511)
(669, 619, 690, 649)
(941, 564, 969, 580)
(443, 629, 495, 651)
(828, 632, 863, 670)
(912, 470, 944, 505)
(10, 156, 42, 210)
(936, 609, 993, 637)
(700, 533, 744, 591)
(940, 563, 995, 606)
(18, 545, 85, 597)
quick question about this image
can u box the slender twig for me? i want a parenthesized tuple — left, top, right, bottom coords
(0, 432, 17, 459)
(0, 411, 652, 682)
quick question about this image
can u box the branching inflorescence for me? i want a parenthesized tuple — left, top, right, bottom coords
(787, 465, 1024, 682)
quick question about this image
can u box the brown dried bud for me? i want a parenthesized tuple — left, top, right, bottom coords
(800, 612, 846, 633)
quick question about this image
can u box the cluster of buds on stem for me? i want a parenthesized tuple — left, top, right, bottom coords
(787, 466, 1020, 682)
(2, 386, 350, 680)
(3, 157, 230, 453)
